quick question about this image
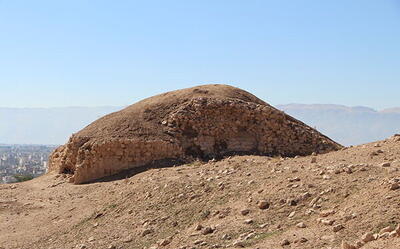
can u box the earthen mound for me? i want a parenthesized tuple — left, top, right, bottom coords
(49, 84, 342, 183)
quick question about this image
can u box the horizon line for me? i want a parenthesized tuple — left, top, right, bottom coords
(0, 103, 399, 112)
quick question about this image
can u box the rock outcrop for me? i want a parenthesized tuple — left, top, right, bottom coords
(48, 84, 342, 183)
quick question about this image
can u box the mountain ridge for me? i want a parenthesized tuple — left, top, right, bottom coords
(1, 104, 399, 146)
(277, 103, 400, 113)
(277, 104, 400, 146)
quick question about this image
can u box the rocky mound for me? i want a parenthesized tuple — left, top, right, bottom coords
(49, 84, 342, 183)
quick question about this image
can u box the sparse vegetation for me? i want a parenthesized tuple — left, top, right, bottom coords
(242, 231, 282, 247)
(13, 174, 34, 182)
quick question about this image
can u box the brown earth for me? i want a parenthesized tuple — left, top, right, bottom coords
(48, 84, 341, 184)
(1, 134, 400, 249)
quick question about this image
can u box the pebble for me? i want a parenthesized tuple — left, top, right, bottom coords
(232, 240, 245, 247)
(221, 234, 231, 240)
(194, 240, 204, 245)
(258, 200, 270, 209)
(355, 241, 364, 248)
(244, 219, 253, 224)
(195, 224, 203, 231)
(122, 236, 133, 243)
(323, 175, 331, 180)
(390, 183, 399, 190)
(142, 228, 154, 236)
(288, 177, 300, 182)
(320, 209, 335, 217)
(333, 224, 344, 232)
(320, 218, 335, 226)
(361, 232, 375, 243)
(379, 225, 394, 234)
(281, 239, 290, 246)
(379, 232, 390, 239)
(159, 238, 172, 246)
(345, 167, 353, 174)
(202, 227, 214, 235)
(243, 232, 256, 240)
(341, 241, 356, 249)
(299, 237, 308, 243)
(389, 230, 398, 237)
(299, 192, 311, 200)
(296, 222, 306, 228)
(240, 209, 250, 215)
(286, 199, 297, 206)
(309, 197, 320, 207)
(381, 162, 391, 167)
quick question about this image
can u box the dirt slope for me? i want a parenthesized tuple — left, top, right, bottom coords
(1, 135, 399, 249)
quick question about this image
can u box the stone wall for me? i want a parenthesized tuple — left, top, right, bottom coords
(49, 138, 182, 184)
(49, 85, 341, 183)
(49, 92, 342, 184)
(164, 97, 339, 158)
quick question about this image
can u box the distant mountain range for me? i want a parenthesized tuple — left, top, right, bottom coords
(277, 104, 400, 146)
(0, 104, 399, 146)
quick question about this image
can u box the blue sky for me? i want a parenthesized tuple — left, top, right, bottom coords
(0, 0, 399, 109)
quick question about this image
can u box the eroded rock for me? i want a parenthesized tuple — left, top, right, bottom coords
(49, 84, 342, 184)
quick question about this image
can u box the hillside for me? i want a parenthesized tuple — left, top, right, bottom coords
(1, 135, 399, 249)
(277, 104, 400, 146)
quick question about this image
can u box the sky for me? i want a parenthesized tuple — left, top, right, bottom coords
(0, 0, 399, 109)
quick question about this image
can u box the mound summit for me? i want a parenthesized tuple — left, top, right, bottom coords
(49, 84, 342, 183)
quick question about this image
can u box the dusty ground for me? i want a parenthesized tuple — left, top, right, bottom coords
(1, 135, 400, 249)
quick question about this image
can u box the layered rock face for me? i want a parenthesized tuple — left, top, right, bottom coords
(49, 84, 342, 184)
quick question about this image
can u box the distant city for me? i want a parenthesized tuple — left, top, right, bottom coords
(0, 144, 57, 183)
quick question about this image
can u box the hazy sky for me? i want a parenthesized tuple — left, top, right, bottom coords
(1, 0, 399, 109)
